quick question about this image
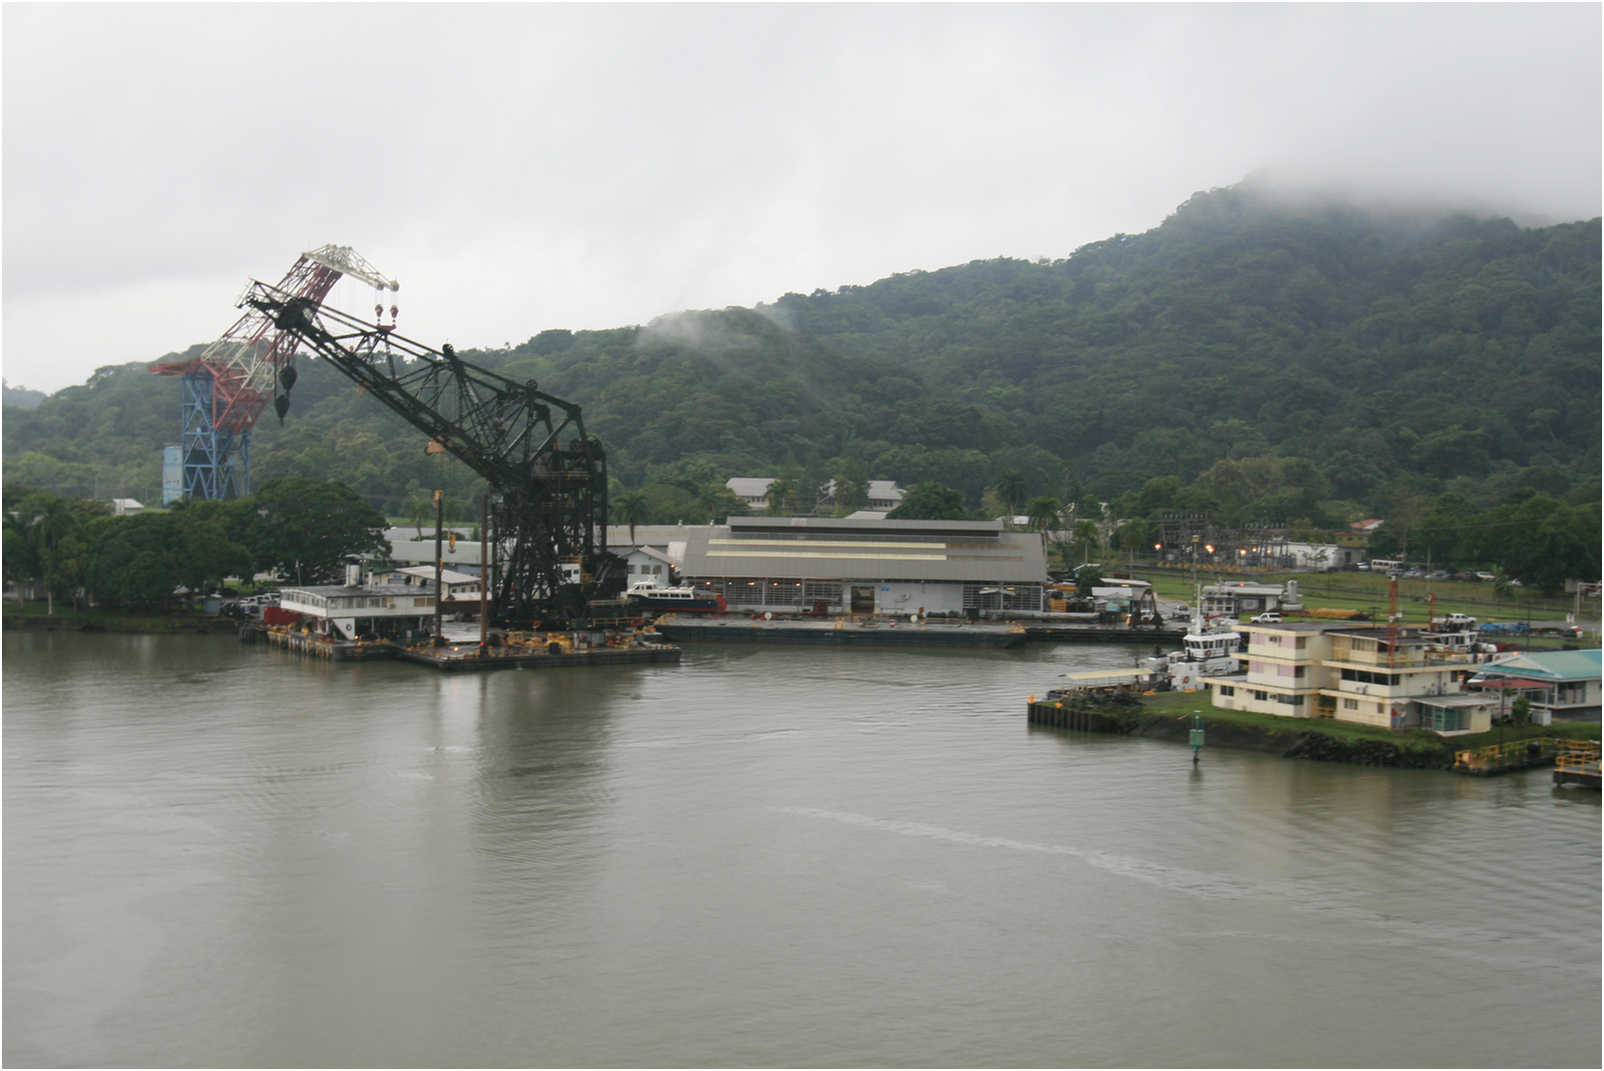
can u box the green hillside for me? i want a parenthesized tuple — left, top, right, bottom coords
(5, 182, 1600, 532)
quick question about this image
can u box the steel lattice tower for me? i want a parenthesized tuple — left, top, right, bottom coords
(153, 246, 397, 501)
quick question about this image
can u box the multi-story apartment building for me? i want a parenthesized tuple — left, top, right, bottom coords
(1206, 620, 1498, 734)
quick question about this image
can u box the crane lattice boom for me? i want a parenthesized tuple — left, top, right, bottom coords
(241, 281, 622, 627)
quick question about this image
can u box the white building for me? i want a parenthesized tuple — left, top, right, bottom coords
(725, 477, 776, 511)
(277, 562, 439, 642)
(1200, 581, 1292, 619)
(391, 565, 484, 604)
(618, 545, 675, 588)
(1207, 620, 1497, 733)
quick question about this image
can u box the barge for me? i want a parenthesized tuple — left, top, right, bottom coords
(259, 623, 680, 670)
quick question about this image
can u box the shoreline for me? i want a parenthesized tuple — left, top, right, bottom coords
(2, 610, 238, 635)
(1029, 690, 1601, 771)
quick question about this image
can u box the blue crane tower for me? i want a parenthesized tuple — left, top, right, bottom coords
(153, 245, 398, 501)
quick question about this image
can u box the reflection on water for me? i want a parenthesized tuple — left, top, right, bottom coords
(5, 632, 1599, 1067)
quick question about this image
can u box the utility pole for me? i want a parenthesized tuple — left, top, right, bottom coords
(433, 489, 444, 643)
(479, 493, 489, 656)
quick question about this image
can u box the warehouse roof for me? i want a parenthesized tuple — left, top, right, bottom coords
(681, 516, 1046, 583)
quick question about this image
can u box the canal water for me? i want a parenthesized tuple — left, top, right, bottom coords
(4, 631, 1599, 1067)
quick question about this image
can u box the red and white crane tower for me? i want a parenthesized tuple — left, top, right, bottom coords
(152, 245, 398, 501)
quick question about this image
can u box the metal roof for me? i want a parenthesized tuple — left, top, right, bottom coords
(725, 477, 775, 497)
(1480, 649, 1602, 682)
(603, 524, 694, 547)
(1415, 694, 1493, 709)
(681, 518, 1045, 583)
(729, 515, 1004, 538)
(397, 565, 481, 585)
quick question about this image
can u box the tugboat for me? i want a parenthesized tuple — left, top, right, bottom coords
(1143, 584, 1243, 691)
(625, 581, 727, 614)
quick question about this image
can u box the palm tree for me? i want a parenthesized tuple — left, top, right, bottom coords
(1025, 496, 1063, 538)
(764, 478, 797, 516)
(614, 491, 650, 545)
(995, 470, 1026, 520)
(1072, 520, 1101, 565)
(5, 493, 76, 614)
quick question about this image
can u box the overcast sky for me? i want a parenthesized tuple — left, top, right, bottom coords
(4, 3, 1599, 394)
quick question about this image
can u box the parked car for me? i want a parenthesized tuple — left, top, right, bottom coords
(1250, 611, 1283, 624)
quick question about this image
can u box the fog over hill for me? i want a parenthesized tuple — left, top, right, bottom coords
(5, 182, 1598, 538)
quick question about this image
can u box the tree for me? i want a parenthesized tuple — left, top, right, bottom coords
(614, 490, 650, 544)
(994, 469, 1026, 519)
(245, 477, 388, 585)
(829, 457, 870, 514)
(406, 494, 432, 539)
(764, 477, 799, 516)
(888, 482, 970, 520)
(1074, 562, 1103, 596)
(1071, 520, 1101, 565)
(1025, 495, 1063, 535)
(695, 483, 749, 524)
(3, 490, 79, 613)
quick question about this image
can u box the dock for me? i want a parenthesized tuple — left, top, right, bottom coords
(1451, 736, 1600, 778)
(1553, 741, 1602, 788)
(1020, 623, 1184, 644)
(1025, 687, 1143, 731)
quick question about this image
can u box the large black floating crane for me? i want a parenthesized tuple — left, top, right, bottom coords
(241, 281, 624, 627)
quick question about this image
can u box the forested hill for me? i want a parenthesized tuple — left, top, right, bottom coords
(5, 182, 1599, 526)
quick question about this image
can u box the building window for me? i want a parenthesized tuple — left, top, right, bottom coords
(1342, 698, 1359, 710)
(1252, 690, 1267, 702)
(1423, 708, 1465, 731)
(1217, 685, 1235, 697)
(803, 580, 840, 605)
(1340, 668, 1403, 687)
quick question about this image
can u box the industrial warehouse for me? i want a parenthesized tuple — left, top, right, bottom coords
(675, 515, 1047, 617)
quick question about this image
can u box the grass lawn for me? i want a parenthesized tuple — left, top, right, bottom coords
(1118, 566, 1597, 632)
(1138, 687, 1600, 755)
(1137, 689, 1453, 753)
